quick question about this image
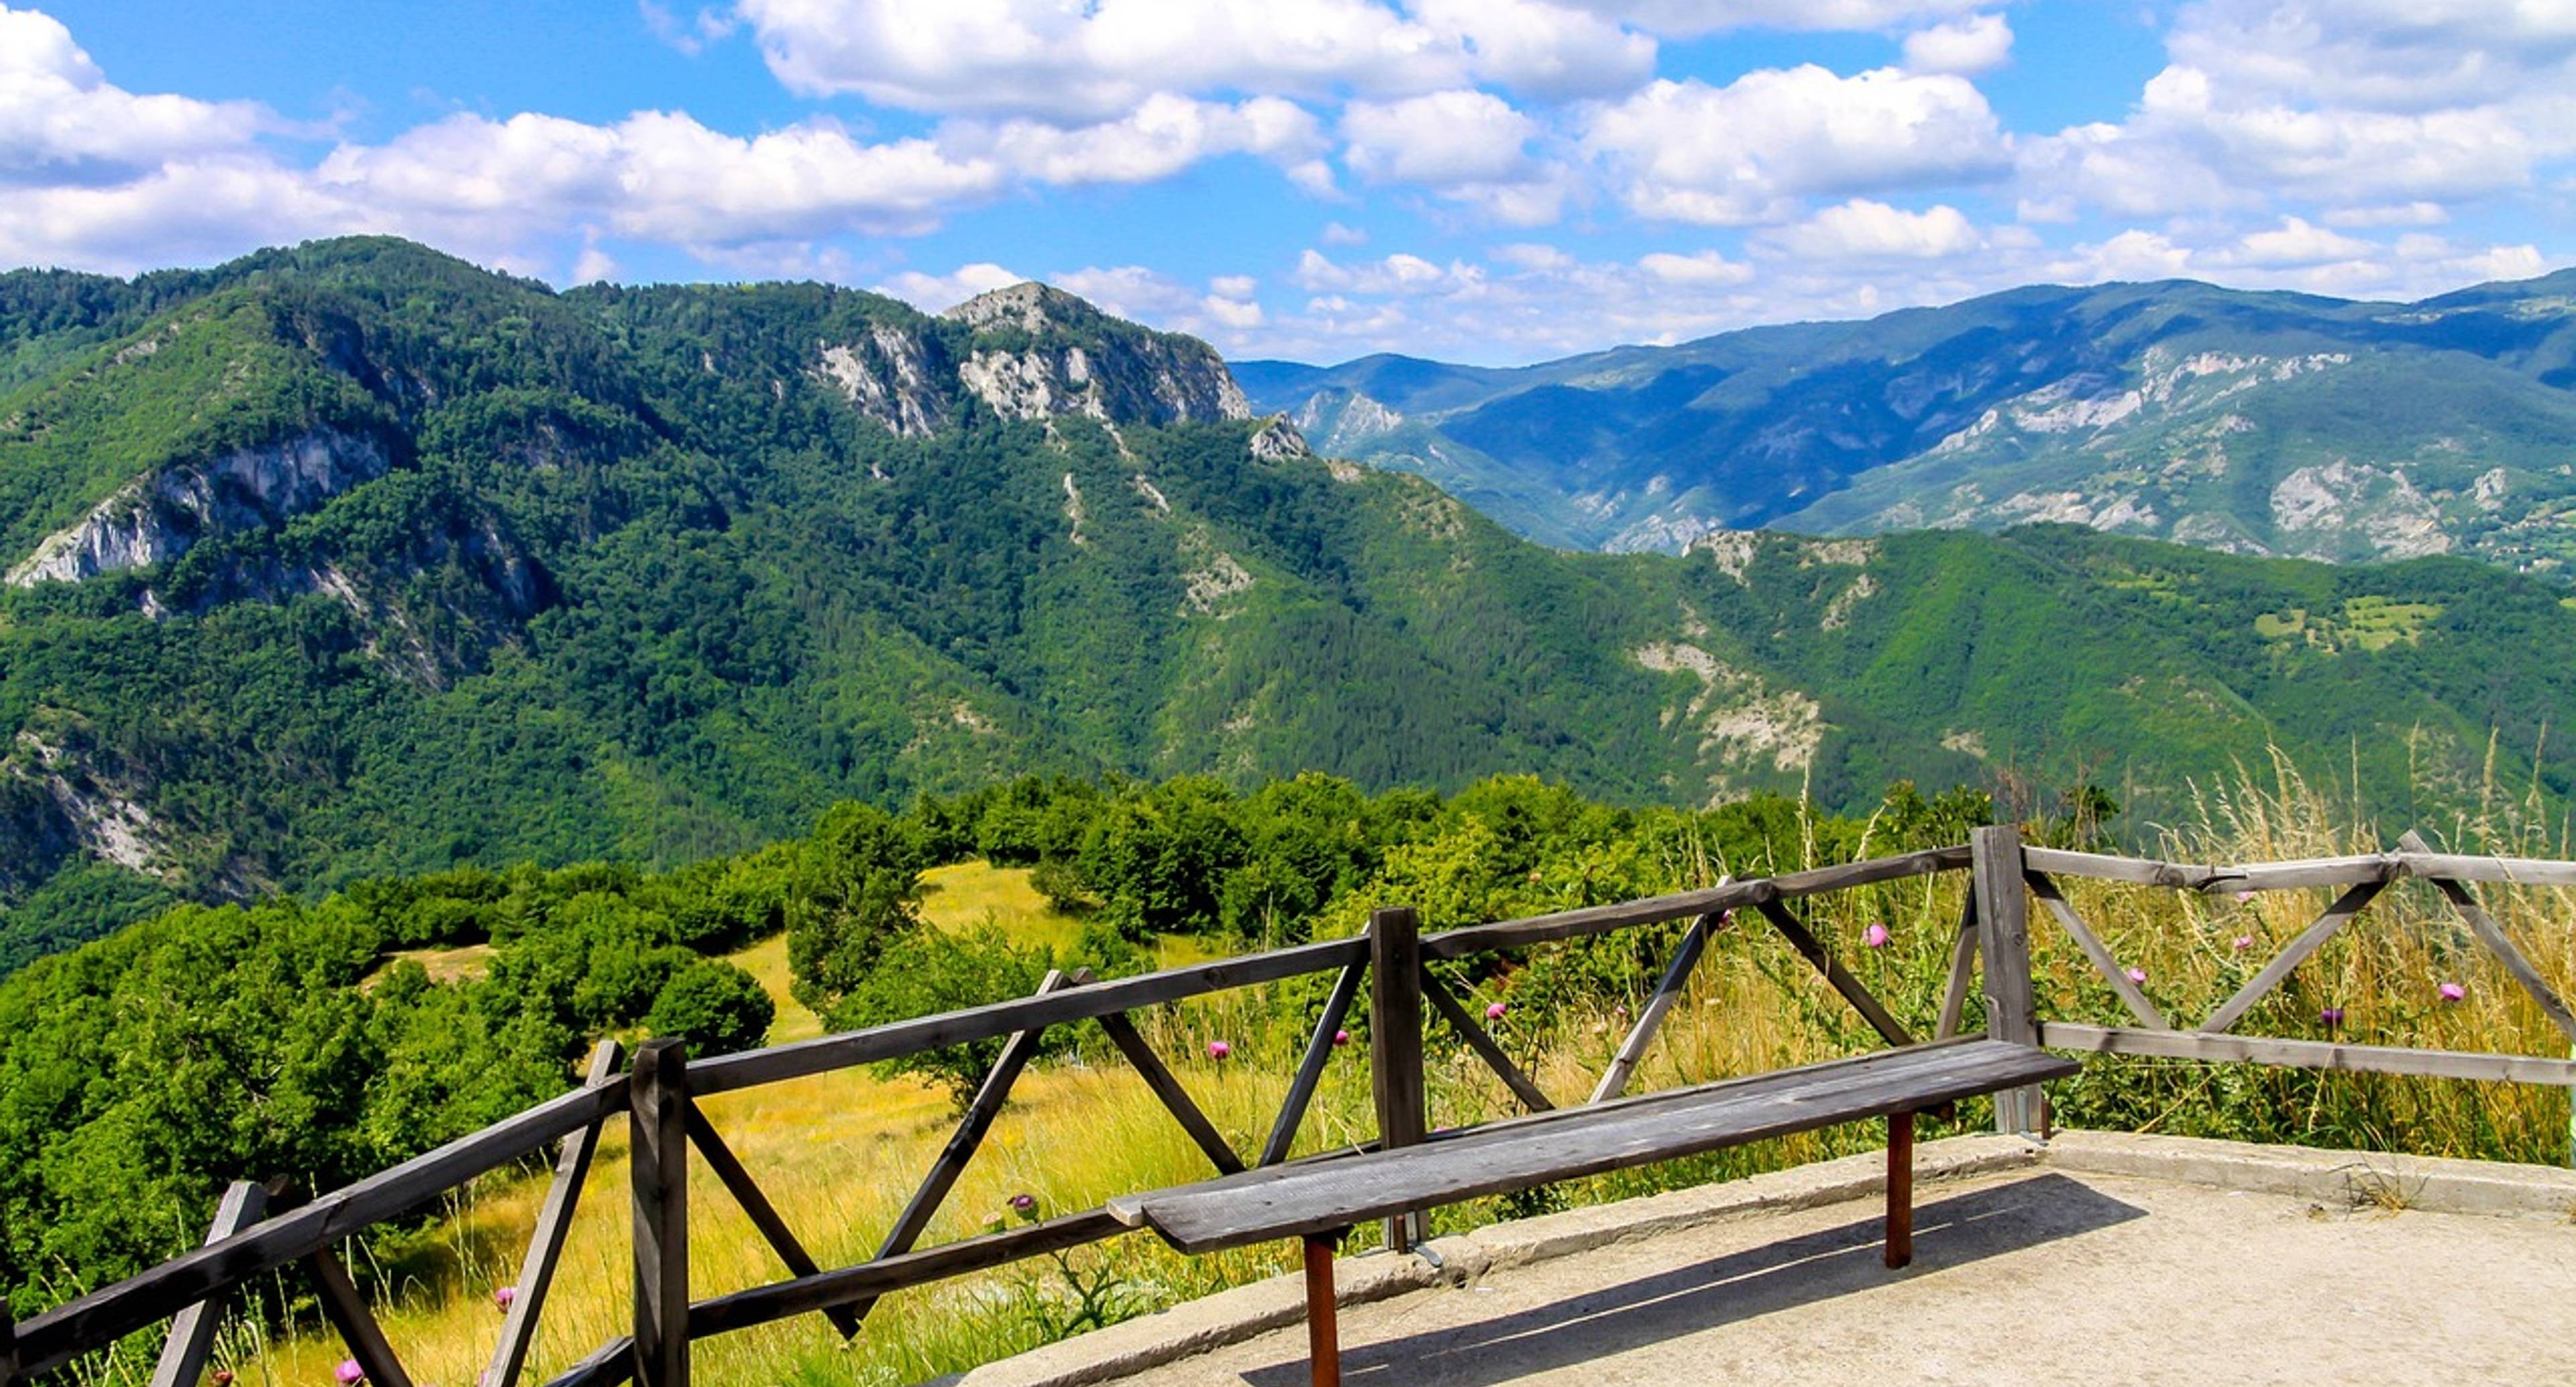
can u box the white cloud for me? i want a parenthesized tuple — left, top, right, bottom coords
(1586, 66, 2010, 225)
(1342, 91, 1536, 186)
(1758, 199, 1983, 260)
(1558, 0, 1986, 38)
(874, 262, 1024, 311)
(1320, 220, 1370, 245)
(735, 0, 1655, 122)
(2021, 2, 2576, 219)
(0, 6, 266, 185)
(2214, 215, 2377, 268)
(972, 95, 1327, 187)
(1638, 248, 1753, 284)
(637, 0, 738, 56)
(1901, 13, 2011, 76)
(2322, 201, 2451, 227)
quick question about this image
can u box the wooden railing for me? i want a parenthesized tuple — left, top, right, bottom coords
(11, 830, 2571, 1387)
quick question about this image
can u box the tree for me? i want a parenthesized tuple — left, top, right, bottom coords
(647, 960, 776, 1056)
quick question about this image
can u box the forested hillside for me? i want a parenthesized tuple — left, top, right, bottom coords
(1239, 271, 2576, 563)
(6, 239, 2576, 967)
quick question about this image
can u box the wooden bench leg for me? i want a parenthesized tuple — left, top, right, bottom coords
(1885, 1109, 1914, 1270)
(1304, 1232, 1342, 1387)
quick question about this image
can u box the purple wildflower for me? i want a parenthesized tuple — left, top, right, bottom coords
(1332, 1028, 1350, 1046)
(2232, 936, 2253, 952)
(493, 1286, 515, 1311)
(1485, 1001, 1508, 1021)
(1864, 924, 1890, 949)
(2438, 981, 2466, 1003)
(2320, 1005, 2345, 1028)
(1207, 1040, 1231, 1060)
(2235, 890, 2255, 903)
(1008, 1192, 1036, 1213)
(337, 1362, 366, 1385)
(2125, 966, 2148, 985)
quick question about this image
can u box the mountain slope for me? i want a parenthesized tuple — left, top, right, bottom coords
(1237, 271, 2576, 567)
(6, 238, 2576, 966)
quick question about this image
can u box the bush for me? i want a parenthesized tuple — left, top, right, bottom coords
(646, 959, 776, 1056)
(822, 924, 1057, 1107)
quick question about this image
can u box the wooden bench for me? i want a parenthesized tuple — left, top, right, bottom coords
(1109, 1036, 2078, 1386)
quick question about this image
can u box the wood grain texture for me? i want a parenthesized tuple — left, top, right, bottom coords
(684, 1108, 857, 1337)
(1367, 907, 1428, 1252)
(687, 1211, 1126, 1338)
(2023, 871, 2168, 1030)
(1591, 911, 1717, 1104)
(1121, 1040, 2076, 1253)
(2198, 883, 2381, 1036)
(1260, 961, 1365, 1167)
(306, 1249, 415, 1387)
(1095, 1006, 1246, 1175)
(847, 970, 1070, 1327)
(1971, 827, 2040, 1135)
(1935, 887, 1978, 1042)
(148, 1182, 270, 1387)
(688, 940, 1364, 1095)
(488, 1040, 624, 1387)
(1420, 969, 1552, 1113)
(16, 1078, 627, 1380)
(2040, 1023, 2576, 1084)
(629, 1040, 688, 1387)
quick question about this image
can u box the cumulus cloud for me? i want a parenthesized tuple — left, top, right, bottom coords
(1343, 91, 1536, 186)
(0, 6, 266, 186)
(1558, 0, 1987, 38)
(1757, 199, 1984, 260)
(1586, 66, 2010, 225)
(2020, 1, 2576, 220)
(1901, 13, 2011, 76)
(735, 0, 1655, 121)
(873, 261, 1024, 311)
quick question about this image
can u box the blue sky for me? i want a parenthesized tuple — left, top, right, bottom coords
(6, 1, 2572, 365)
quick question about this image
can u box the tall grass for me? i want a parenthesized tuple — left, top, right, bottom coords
(214, 767, 2573, 1387)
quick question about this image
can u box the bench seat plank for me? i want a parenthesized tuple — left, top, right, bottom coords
(1111, 1039, 2074, 1252)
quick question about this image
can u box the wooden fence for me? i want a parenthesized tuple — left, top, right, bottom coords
(10, 828, 2573, 1387)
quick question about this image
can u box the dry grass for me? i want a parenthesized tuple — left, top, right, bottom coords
(222, 792, 2576, 1387)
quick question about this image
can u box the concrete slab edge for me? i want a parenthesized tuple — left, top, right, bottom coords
(956, 1134, 2041, 1387)
(2036, 1128, 2576, 1221)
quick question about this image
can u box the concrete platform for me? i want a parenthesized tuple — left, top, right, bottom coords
(960, 1132, 2576, 1387)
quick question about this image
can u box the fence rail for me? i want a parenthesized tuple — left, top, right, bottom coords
(15, 828, 2575, 1387)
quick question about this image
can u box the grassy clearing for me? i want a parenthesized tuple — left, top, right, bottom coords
(223, 784, 2575, 1387)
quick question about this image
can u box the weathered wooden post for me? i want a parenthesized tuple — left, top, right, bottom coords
(1366, 907, 1428, 1251)
(631, 1039, 690, 1387)
(149, 1181, 270, 1387)
(1970, 825, 2041, 1134)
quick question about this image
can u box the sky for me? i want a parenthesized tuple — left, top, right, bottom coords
(4, 1, 2573, 366)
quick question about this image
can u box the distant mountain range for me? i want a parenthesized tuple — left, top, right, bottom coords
(1236, 271, 2576, 568)
(5, 238, 2575, 967)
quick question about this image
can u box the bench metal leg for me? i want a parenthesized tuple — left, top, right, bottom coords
(1304, 1233, 1342, 1387)
(1885, 1109, 1914, 1270)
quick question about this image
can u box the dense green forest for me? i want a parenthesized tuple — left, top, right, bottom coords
(0, 769, 1994, 1321)
(6, 237, 2576, 973)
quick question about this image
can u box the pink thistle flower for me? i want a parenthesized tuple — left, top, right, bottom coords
(1863, 924, 1890, 949)
(1485, 1001, 1508, 1021)
(1332, 1028, 1349, 1046)
(2232, 936, 2253, 952)
(2320, 1006, 2345, 1028)
(492, 1286, 515, 1311)
(1206, 1040, 1231, 1060)
(213, 1374, 234, 1387)
(337, 1362, 366, 1385)
(2438, 981, 2466, 1003)
(1008, 1192, 1036, 1213)
(2235, 890, 2255, 903)
(2125, 967, 2148, 985)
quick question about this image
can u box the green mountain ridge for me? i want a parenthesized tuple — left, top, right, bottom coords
(1234, 270, 2576, 567)
(4, 238, 2574, 967)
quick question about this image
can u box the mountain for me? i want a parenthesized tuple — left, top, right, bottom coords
(1235, 271, 2576, 567)
(6, 238, 2576, 966)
